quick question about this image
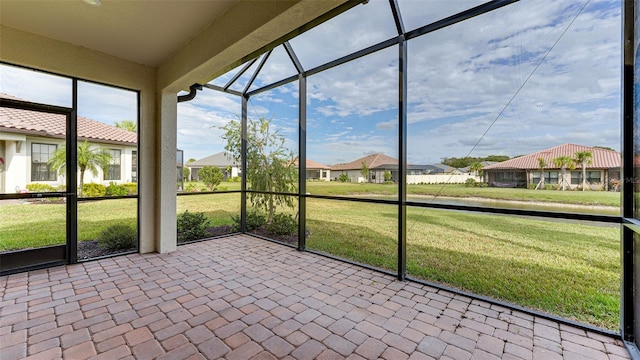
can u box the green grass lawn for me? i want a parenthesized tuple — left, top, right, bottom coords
(0, 183, 621, 330)
(306, 198, 620, 330)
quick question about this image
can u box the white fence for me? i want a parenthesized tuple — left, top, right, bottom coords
(407, 174, 481, 184)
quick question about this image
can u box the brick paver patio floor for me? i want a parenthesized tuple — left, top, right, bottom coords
(0, 235, 631, 360)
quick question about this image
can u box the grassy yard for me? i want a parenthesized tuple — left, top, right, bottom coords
(0, 183, 621, 330)
(306, 198, 620, 331)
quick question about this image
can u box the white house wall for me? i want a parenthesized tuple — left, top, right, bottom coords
(2, 134, 137, 192)
(4, 138, 27, 193)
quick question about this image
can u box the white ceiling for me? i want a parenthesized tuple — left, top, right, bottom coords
(0, 0, 240, 67)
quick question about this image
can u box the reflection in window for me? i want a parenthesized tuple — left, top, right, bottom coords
(31, 143, 57, 181)
(104, 149, 121, 180)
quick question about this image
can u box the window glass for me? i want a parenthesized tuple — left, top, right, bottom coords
(306, 198, 397, 272)
(248, 45, 299, 92)
(289, 0, 397, 70)
(77, 81, 137, 196)
(306, 46, 398, 198)
(406, 0, 620, 216)
(177, 89, 242, 192)
(0, 63, 72, 107)
(397, 0, 487, 33)
(31, 143, 57, 181)
(406, 207, 620, 330)
(104, 149, 122, 180)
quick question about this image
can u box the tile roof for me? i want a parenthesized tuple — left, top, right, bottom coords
(293, 158, 331, 170)
(0, 94, 136, 145)
(483, 144, 620, 170)
(331, 153, 398, 171)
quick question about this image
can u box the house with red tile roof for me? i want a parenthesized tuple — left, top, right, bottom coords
(0, 98, 137, 193)
(482, 144, 620, 189)
(331, 153, 398, 183)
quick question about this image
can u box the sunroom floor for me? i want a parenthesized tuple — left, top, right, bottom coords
(0, 235, 631, 360)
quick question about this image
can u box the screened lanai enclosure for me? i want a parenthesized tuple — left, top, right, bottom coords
(4, 0, 640, 355)
(174, 0, 631, 339)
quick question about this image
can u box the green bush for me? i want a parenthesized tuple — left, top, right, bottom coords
(185, 182, 198, 192)
(231, 210, 266, 232)
(177, 210, 210, 242)
(266, 213, 297, 235)
(544, 184, 559, 190)
(233, 176, 241, 183)
(465, 178, 488, 188)
(98, 224, 137, 250)
(199, 166, 224, 191)
(82, 183, 106, 197)
(26, 183, 57, 192)
(106, 182, 128, 196)
(338, 174, 349, 182)
(122, 182, 137, 195)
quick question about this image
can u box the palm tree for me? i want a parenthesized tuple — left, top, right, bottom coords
(114, 120, 136, 132)
(48, 141, 112, 197)
(574, 151, 593, 191)
(553, 156, 575, 191)
(470, 162, 484, 179)
(535, 157, 546, 190)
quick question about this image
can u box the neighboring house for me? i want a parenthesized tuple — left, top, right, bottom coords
(482, 144, 620, 189)
(382, 164, 479, 184)
(293, 158, 331, 181)
(331, 153, 398, 183)
(187, 151, 240, 181)
(0, 95, 137, 193)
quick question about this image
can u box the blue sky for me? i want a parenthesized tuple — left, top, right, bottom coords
(0, 0, 622, 167)
(177, 0, 622, 166)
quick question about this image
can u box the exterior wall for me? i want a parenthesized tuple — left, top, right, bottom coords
(306, 169, 330, 181)
(333, 170, 365, 183)
(0, 133, 136, 193)
(3, 136, 27, 193)
(407, 174, 481, 185)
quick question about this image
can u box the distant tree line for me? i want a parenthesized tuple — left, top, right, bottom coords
(441, 155, 510, 169)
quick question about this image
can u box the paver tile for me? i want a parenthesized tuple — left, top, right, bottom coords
(0, 235, 630, 360)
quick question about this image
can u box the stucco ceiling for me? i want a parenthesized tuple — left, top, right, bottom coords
(0, 0, 239, 67)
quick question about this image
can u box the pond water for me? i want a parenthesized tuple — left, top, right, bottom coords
(352, 194, 620, 217)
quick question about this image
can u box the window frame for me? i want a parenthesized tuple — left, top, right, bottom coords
(104, 148, 122, 181)
(31, 142, 58, 182)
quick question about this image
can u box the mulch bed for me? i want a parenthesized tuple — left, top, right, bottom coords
(77, 240, 135, 260)
(78, 225, 303, 259)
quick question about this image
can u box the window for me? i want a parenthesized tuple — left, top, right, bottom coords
(571, 171, 601, 185)
(532, 171, 559, 185)
(131, 150, 137, 182)
(31, 143, 57, 181)
(104, 149, 121, 180)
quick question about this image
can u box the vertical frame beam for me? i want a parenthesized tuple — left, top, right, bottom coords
(67, 79, 78, 264)
(241, 95, 248, 232)
(397, 36, 408, 281)
(298, 75, 307, 251)
(622, 0, 636, 343)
